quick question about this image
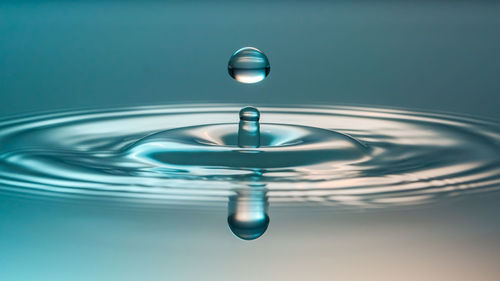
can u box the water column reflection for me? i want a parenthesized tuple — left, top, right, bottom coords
(227, 107, 269, 240)
(227, 182, 269, 240)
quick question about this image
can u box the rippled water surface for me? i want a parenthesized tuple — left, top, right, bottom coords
(1, 104, 499, 208)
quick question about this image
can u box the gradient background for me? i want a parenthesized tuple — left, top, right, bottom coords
(1, 1, 500, 280)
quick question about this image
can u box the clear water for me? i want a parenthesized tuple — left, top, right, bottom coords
(228, 47, 270, 84)
(1, 104, 499, 242)
(2, 2, 500, 280)
(237, 106, 261, 148)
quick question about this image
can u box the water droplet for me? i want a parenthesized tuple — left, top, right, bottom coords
(238, 106, 261, 148)
(228, 47, 270, 84)
(239, 106, 260, 121)
(227, 188, 269, 240)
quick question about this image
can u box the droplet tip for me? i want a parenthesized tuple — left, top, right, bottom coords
(239, 106, 260, 121)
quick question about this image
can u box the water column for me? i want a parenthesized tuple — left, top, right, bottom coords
(237, 106, 261, 148)
(227, 107, 270, 240)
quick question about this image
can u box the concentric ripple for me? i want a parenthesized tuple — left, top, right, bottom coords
(0, 105, 499, 208)
(129, 123, 369, 169)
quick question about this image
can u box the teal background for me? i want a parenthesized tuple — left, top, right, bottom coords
(1, 1, 499, 118)
(1, 1, 500, 281)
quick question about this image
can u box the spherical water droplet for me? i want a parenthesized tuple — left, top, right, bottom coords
(228, 47, 270, 84)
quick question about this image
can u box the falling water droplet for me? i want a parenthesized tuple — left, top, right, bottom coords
(228, 47, 270, 84)
(238, 106, 261, 148)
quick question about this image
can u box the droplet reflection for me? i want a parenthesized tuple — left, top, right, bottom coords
(227, 187, 269, 240)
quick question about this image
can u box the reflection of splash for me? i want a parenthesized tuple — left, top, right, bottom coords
(0, 105, 499, 209)
(227, 187, 269, 240)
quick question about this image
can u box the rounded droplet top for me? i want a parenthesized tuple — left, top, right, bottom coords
(228, 47, 270, 84)
(239, 106, 260, 121)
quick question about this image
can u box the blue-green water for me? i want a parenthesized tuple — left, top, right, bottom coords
(1, 1, 500, 281)
(1, 104, 499, 280)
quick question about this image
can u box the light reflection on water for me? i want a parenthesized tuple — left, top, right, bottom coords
(0, 104, 499, 276)
(0, 104, 499, 208)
